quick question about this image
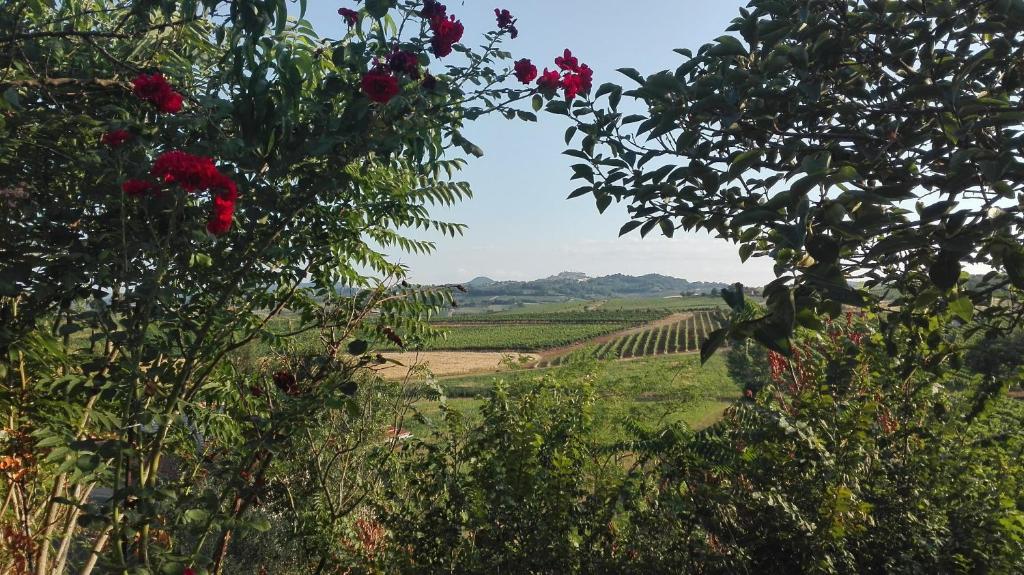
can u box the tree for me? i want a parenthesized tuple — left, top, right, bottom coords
(0, 1, 562, 572)
(560, 0, 1024, 383)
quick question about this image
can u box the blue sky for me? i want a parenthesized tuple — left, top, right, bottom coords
(307, 0, 773, 285)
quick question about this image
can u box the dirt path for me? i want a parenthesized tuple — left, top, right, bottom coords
(375, 351, 538, 380)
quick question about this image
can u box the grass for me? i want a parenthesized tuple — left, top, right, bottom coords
(406, 352, 742, 443)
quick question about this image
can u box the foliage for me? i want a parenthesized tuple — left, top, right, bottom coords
(0, 0, 543, 573)
(361, 313, 1024, 575)
(559, 0, 1024, 368)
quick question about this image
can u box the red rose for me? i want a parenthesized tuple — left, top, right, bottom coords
(273, 371, 300, 396)
(151, 150, 220, 192)
(388, 50, 421, 78)
(560, 65, 593, 101)
(536, 68, 560, 95)
(420, 0, 446, 19)
(206, 193, 236, 236)
(494, 9, 518, 38)
(361, 68, 400, 103)
(121, 179, 154, 197)
(429, 15, 464, 57)
(576, 64, 594, 93)
(132, 73, 184, 113)
(554, 49, 579, 72)
(206, 178, 238, 236)
(338, 7, 359, 26)
(560, 74, 583, 100)
(514, 59, 537, 84)
(101, 129, 133, 148)
(157, 90, 183, 113)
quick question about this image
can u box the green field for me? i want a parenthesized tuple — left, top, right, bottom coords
(409, 322, 629, 351)
(408, 353, 741, 442)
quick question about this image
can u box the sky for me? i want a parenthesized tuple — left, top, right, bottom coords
(304, 0, 773, 286)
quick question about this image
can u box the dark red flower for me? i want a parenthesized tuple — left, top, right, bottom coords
(361, 68, 400, 103)
(561, 65, 593, 101)
(554, 49, 579, 72)
(576, 64, 594, 93)
(420, 0, 446, 19)
(536, 68, 560, 95)
(388, 50, 421, 78)
(560, 73, 583, 100)
(121, 179, 154, 197)
(273, 371, 300, 396)
(494, 9, 517, 38)
(158, 90, 183, 113)
(183, 569, 195, 575)
(338, 7, 359, 26)
(101, 129, 133, 148)
(151, 151, 220, 192)
(495, 9, 514, 28)
(429, 15, 464, 57)
(207, 193, 236, 236)
(513, 59, 537, 85)
(132, 73, 184, 113)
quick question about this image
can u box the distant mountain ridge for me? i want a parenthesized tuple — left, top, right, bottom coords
(456, 272, 727, 300)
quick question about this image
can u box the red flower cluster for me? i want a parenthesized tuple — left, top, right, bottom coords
(338, 7, 359, 26)
(101, 129, 133, 148)
(273, 371, 300, 396)
(207, 184, 239, 236)
(532, 50, 592, 101)
(361, 68, 400, 103)
(495, 9, 518, 39)
(132, 73, 183, 113)
(421, 1, 463, 59)
(514, 58, 538, 84)
(553, 49, 593, 100)
(151, 150, 221, 192)
(122, 150, 238, 235)
(430, 15, 464, 57)
(536, 68, 561, 94)
(122, 179, 154, 197)
(388, 50, 421, 79)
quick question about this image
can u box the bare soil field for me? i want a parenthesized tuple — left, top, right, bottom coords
(375, 351, 538, 380)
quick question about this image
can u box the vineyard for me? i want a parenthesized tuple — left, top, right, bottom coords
(536, 309, 727, 368)
(400, 322, 630, 352)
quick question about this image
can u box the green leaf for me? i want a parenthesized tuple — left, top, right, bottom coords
(617, 68, 645, 85)
(700, 328, 728, 364)
(347, 340, 369, 355)
(708, 35, 747, 56)
(929, 251, 961, 291)
(619, 221, 642, 236)
(532, 94, 543, 112)
(948, 296, 974, 322)
(365, 0, 396, 18)
(739, 243, 755, 262)
(728, 149, 763, 177)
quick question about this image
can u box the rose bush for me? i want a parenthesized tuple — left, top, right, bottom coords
(0, 1, 588, 573)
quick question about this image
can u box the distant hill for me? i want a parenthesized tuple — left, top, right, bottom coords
(455, 272, 728, 301)
(466, 276, 496, 288)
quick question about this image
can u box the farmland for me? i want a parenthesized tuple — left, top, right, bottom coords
(409, 352, 742, 442)
(406, 322, 629, 351)
(539, 309, 727, 367)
